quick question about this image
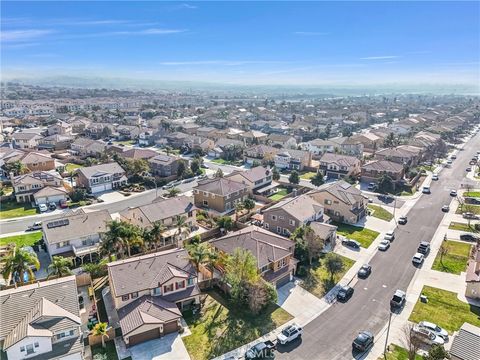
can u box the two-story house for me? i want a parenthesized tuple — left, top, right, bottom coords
(267, 134, 297, 149)
(11, 132, 43, 149)
(42, 209, 111, 263)
(225, 166, 273, 194)
(263, 194, 325, 236)
(119, 196, 197, 247)
(274, 148, 312, 171)
(361, 160, 405, 186)
(193, 177, 249, 214)
(243, 145, 279, 165)
(38, 134, 74, 151)
(4, 151, 56, 172)
(209, 225, 297, 288)
(148, 154, 183, 178)
(107, 248, 200, 347)
(70, 138, 106, 158)
(47, 121, 73, 136)
(308, 180, 368, 224)
(374, 145, 423, 167)
(76, 162, 127, 194)
(318, 153, 361, 180)
(0, 276, 84, 360)
(12, 171, 66, 204)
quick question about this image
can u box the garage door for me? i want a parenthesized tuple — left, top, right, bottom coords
(275, 273, 292, 288)
(91, 183, 112, 194)
(128, 327, 161, 347)
(164, 320, 179, 334)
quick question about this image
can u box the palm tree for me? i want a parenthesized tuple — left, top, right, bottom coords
(102, 220, 143, 258)
(235, 202, 244, 223)
(186, 242, 210, 273)
(174, 216, 191, 246)
(1, 246, 40, 285)
(92, 322, 109, 348)
(47, 256, 73, 279)
(122, 223, 143, 257)
(149, 221, 166, 248)
(167, 187, 181, 198)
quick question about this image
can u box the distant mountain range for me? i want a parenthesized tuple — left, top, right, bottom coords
(3, 75, 479, 96)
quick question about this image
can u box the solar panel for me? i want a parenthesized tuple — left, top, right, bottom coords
(46, 219, 70, 229)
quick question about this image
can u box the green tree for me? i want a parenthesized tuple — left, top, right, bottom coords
(190, 159, 201, 175)
(1, 246, 40, 285)
(174, 215, 191, 245)
(311, 172, 325, 187)
(216, 216, 233, 231)
(272, 167, 280, 181)
(225, 248, 260, 305)
(177, 160, 187, 178)
(378, 174, 394, 194)
(235, 202, 244, 222)
(251, 160, 261, 168)
(101, 220, 142, 258)
(70, 188, 87, 202)
(215, 168, 224, 178)
(423, 344, 450, 360)
(243, 198, 255, 211)
(4, 160, 29, 176)
(186, 242, 211, 273)
(47, 256, 73, 279)
(324, 253, 345, 282)
(289, 170, 300, 185)
(83, 258, 108, 279)
(166, 187, 181, 198)
(92, 322, 109, 348)
(149, 221, 166, 249)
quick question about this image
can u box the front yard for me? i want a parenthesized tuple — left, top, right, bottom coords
(0, 201, 38, 219)
(334, 223, 380, 248)
(298, 254, 355, 298)
(409, 286, 480, 333)
(448, 221, 478, 232)
(0, 232, 43, 247)
(464, 191, 480, 198)
(299, 171, 317, 180)
(268, 188, 288, 201)
(182, 291, 292, 360)
(431, 240, 472, 274)
(64, 163, 84, 173)
(368, 204, 394, 222)
(456, 204, 480, 215)
(382, 344, 422, 360)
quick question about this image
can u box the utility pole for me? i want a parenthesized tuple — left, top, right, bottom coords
(383, 311, 393, 360)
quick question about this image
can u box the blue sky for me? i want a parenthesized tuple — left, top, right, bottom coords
(1, 1, 479, 86)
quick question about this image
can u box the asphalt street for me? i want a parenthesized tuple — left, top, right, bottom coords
(276, 132, 480, 360)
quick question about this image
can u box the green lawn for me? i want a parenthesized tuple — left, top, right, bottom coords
(464, 191, 480, 198)
(409, 286, 480, 333)
(456, 204, 480, 215)
(64, 163, 84, 173)
(334, 223, 380, 248)
(182, 291, 293, 360)
(0, 232, 43, 247)
(299, 254, 355, 298)
(0, 201, 38, 219)
(91, 341, 119, 360)
(381, 344, 423, 360)
(431, 240, 472, 274)
(449, 222, 478, 232)
(211, 158, 230, 164)
(268, 189, 288, 201)
(300, 171, 317, 180)
(368, 205, 394, 221)
(113, 139, 136, 146)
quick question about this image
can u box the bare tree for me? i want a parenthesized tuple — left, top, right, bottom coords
(402, 323, 422, 360)
(439, 240, 451, 268)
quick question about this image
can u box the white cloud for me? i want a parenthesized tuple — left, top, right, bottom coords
(294, 31, 328, 36)
(360, 55, 400, 60)
(1, 29, 55, 42)
(158, 60, 288, 66)
(179, 4, 197, 9)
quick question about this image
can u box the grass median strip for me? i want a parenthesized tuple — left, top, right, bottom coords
(334, 222, 380, 248)
(381, 344, 422, 360)
(409, 285, 480, 333)
(368, 204, 394, 221)
(431, 240, 472, 274)
(0, 232, 43, 247)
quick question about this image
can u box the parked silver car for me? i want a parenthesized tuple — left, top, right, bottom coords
(418, 321, 449, 341)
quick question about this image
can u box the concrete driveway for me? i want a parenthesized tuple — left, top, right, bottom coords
(128, 333, 191, 360)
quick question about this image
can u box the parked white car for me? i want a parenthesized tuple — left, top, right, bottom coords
(432, 174, 439, 181)
(418, 321, 449, 341)
(277, 323, 303, 345)
(384, 230, 395, 241)
(38, 204, 48, 212)
(412, 326, 445, 345)
(378, 240, 391, 251)
(412, 253, 425, 265)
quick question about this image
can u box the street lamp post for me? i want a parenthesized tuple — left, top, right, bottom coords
(383, 311, 393, 360)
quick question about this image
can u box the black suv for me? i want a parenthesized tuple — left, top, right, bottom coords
(417, 242, 430, 255)
(337, 286, 354, 302)
(460, 234, 480, 242)
(352, 331, 374, 352)
(357, 264, 372, 279)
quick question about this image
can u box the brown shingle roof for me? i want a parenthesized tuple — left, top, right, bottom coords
(195, 177, 248, 196)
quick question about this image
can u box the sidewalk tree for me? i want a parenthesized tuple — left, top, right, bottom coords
(324, 252, 344, 282)
(289, 170, 300, 185)
(190, 159, 201, 175)
(439, 240, 451, 268)
(311, 172, 325, 187)
(177, 160, 187, 178)
(402, 323, 423, 360)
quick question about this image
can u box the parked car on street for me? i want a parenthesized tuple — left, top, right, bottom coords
(357, 264, 372, 279)
(398, 216, 407, 225)
(466, 167, 472, 172)
(418, 321, 449, 341)
(422, 186, 431, 194)
(352, 331, 374, 352)
(442, 205, 450, 212)
(390, 289, 406, 309)
(432, 174, 439, 181)
(450, 189, 457, 196)
(27, 221, 42, 231)
(412, 253, 425, 265)
(384, 230, 395, 241)
(245, 340, 276, 359)
(378, 240, 390, 251)
(417, 242, 430, 255)
(412, 326, 445, 345)
(460, 234, 480, 242)
(277, 324, 303, 345)
(342, 239, 361, 249)
(337, 286, 354, 302)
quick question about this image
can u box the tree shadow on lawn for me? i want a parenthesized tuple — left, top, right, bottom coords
(298, 260, 337, 297)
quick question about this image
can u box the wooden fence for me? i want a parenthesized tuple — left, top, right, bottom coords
(87, 327, 116, 346)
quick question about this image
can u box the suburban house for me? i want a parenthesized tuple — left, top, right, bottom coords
(244, 144, 279, 165)
(183, 135, 215, 154)
(207, 138, 244, 159)
(329, 136, 364, 157)
(107, 248, 200, 347)
(193, 177, 249, 214)
(180, 123, 201, 134)
(308, 180, 368, 224)
(42, 209, 111, 263)
(11, 132, 43, 149)
(119, 196, 197, 247)
(38, 134, 74, 151)
(274, 148, 312, 171)
(196, 126, 219, 139)
(267, 134, 297, 149)
(449, 323, 480, 360)
(240, 130, 268, 145)
(148, 154, 183, 178)
(466, 245, 480, 300)
(138, 131, 154, 147)
(70, 138, 106, 158)
(209, 225, 297, 288)
(76, 162, 127, 194)
(309, 222, 338, 249)
(374, 145, 423, 166)
(302, 139, 336, 155)
(120, 148, 158, 161)
(349, 133, 382, 153)
(12, 171, 66, 204)
(47, 121, 73, 136)
(225, 166, 273, 194)
(5, 151, 56, 172)
(263, 194, 325, 236)
(318, 153, 361, 180)
(361, 160, 405, 185)
(0, 276, 84, 360)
